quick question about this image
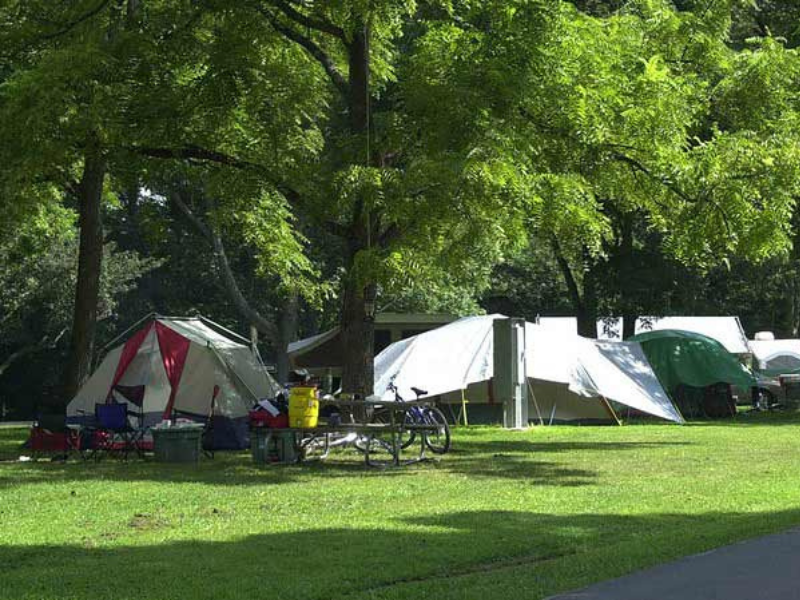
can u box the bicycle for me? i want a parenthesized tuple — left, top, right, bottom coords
(383, 379, 451, 454)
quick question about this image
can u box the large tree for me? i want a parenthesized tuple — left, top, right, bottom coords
(119, 1, 530, 396)
(465, 1, 800, 336)
(0, 0, 156, 397)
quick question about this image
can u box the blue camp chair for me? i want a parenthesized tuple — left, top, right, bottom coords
(93, 402, 143, 460)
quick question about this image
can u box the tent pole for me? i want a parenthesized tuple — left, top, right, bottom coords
(600, 396, 622, 426)
(198, 315, 253, 346)
(100, 312, 156, 355)
(549, 402, 557, 426)
(460, 389, 469, 427)
(526, 379, 545, 426)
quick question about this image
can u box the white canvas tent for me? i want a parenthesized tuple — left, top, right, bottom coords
(67, 316, 280, 449)
(750, 339, 800, 373)
(374, 315, 683, 424)
(539, 316, 751, 355)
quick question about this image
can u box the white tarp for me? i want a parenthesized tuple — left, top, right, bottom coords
(750, 339, 800, 372)
(374, 315, 683, 423)
(525, 323, 682, 423)
(539, 316, 750, 354)
(374, 315, 497, 401)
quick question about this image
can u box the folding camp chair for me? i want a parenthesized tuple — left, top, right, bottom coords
(92, 402, 144, 460)
(29, 413, 83, 461)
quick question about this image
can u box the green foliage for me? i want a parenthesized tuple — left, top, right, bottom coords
(5, 0, 800, 373)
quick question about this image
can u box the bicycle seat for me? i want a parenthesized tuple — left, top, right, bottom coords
(411, 387, 428, 398)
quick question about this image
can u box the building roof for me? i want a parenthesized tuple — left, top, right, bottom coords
(287, 313, 458, 369)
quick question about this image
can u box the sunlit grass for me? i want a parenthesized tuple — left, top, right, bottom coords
(2, 412, 800, 599)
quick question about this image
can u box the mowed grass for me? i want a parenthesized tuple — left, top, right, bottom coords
(2, 413, 800, 600)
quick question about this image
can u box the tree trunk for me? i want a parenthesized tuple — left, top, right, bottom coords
(339, 19, 376, 397)
(340, 269, 376, 397)
(622, 308, 636, 339)
(277, 290, 299, 384)
(618, 213, 636, 340)
(551, 238, 598, 339)
(62, 143, 106, 400)
(170, 190, 279, 341)
(577, 254, 599, 338)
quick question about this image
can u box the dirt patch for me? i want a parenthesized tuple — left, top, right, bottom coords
(127, 512, 170, 531)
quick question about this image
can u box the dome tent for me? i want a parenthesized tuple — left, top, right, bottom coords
(67, 316, 280, 449)
(631, 329, 756, 394)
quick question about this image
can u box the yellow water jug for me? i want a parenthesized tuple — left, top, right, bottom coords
(289, 387, 319, 428)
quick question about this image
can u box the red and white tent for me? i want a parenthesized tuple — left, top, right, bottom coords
(67, 316, 280, 448)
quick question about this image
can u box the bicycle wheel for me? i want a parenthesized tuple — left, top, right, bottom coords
(354, 409, 398, 454)
(399, 410, 418, 449)
(422, 407, 451, 454)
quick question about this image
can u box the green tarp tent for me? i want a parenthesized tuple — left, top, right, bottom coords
(631, 329, 756, 394)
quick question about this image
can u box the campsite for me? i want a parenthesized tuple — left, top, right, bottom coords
(6, 2, 800, 599)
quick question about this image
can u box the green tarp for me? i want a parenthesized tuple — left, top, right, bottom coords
(631, 329, 756, 393)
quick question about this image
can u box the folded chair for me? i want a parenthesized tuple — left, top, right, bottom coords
(29, 413, 82, 461)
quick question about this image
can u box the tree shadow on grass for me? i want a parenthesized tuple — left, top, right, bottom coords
(439, 454, 598, 486)
(0, 447, 602, 489)
(452, 440, 691, 455)
(0, 450, 419, 488)
(3, 509, 800, 600)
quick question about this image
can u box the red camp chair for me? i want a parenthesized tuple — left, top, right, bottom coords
(29, 414, 82, 461)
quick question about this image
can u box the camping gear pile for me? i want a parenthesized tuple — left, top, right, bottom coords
(25, 315, 282, 461)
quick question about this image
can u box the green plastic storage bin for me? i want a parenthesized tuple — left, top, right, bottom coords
(152, 426, 203, 463)
(251, 428, 297, 464)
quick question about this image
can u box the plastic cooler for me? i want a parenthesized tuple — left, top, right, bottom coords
(152, 426, 203, 463)
(288, 386, 319, 428)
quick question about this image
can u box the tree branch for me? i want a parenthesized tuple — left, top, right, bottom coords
(133, 144, 267, 173)
(131, 144, 304, 210)
(35, 0, 111, 43)
(257, 7, 348, 98)
(0, 329, 67, 378)
(263, 0, 346, 41)
(171, 191, 279, 341)
(610, 151, 696, 204)
(378, 223, 401, 248)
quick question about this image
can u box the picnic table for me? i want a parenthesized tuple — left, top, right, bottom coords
(255, 398, 445, 467)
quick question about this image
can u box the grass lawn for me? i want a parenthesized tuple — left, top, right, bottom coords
(3, 413, 800, 600)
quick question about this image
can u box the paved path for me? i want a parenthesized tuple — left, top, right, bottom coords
(548, 528, 800, 600)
